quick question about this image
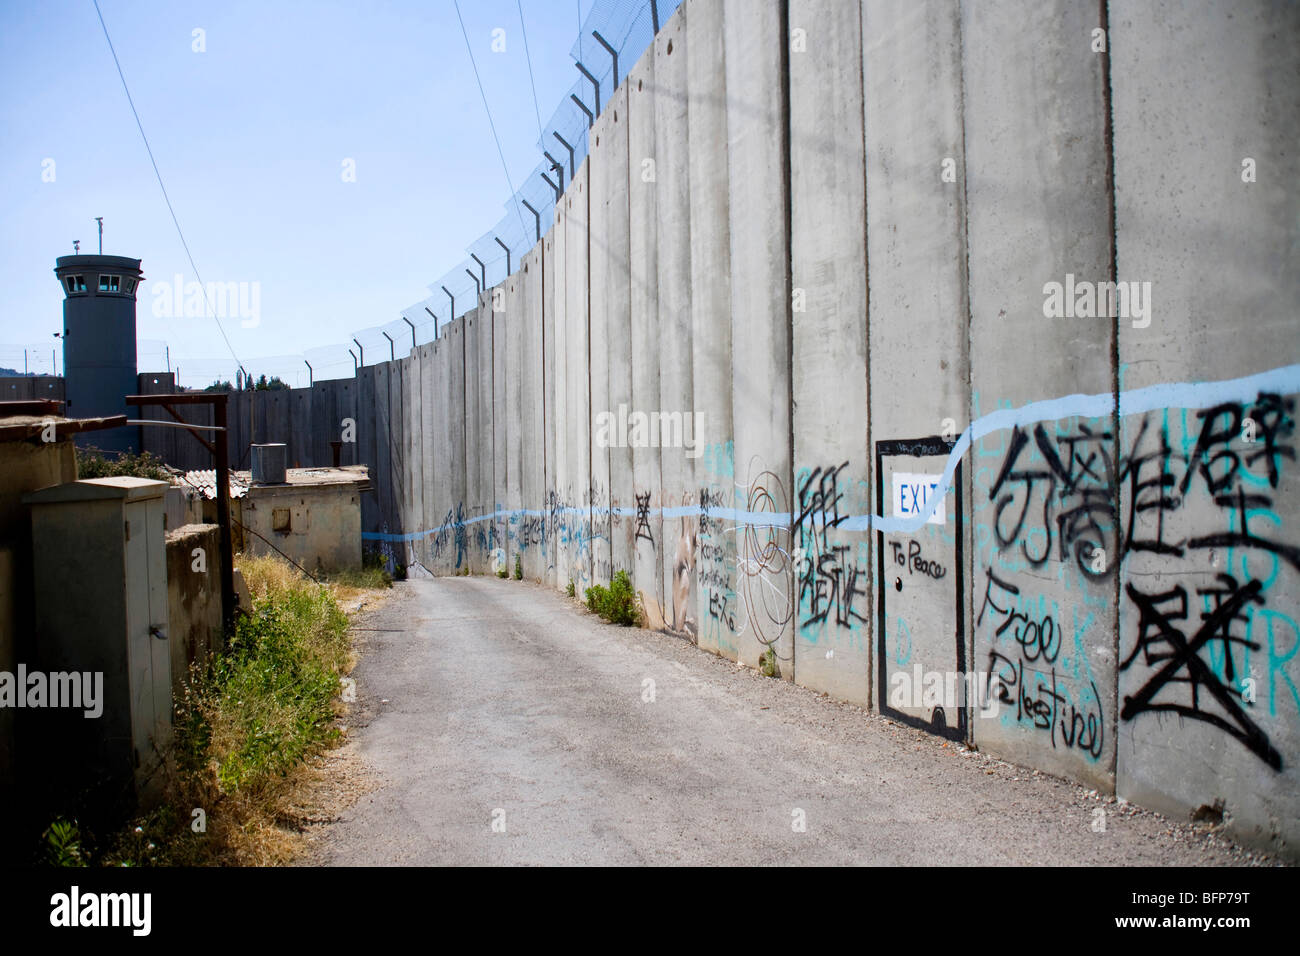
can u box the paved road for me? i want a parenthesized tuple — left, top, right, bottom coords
(310, 576, 1262, 866)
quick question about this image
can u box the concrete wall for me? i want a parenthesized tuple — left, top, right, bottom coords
(164, 523, 223, 698)
(269, 0, 1299, 856)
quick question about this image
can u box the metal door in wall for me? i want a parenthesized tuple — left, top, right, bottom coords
(876, 437, 965, 741)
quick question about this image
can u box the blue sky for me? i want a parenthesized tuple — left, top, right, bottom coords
(0, 0, 605, 386)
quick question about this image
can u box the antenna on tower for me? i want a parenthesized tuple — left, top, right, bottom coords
(73, 240, 80, 253)
(94, 217, 104, 254)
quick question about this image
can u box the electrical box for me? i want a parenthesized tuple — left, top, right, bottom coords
(23, 477, 172, 815)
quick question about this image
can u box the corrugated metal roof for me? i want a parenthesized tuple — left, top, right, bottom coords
(179, 469, 249, 500)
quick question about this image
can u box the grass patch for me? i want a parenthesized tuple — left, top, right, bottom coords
(584, 569, 639, 627)
(39, 553, 379, 866)
(513, 554, 523, 580)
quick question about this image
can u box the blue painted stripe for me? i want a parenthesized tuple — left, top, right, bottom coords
(361, 363, 1300, 545)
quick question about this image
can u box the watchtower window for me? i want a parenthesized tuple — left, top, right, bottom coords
(64, 275, 86, 293)
(98, 275, 121, 292)
(122, 277, 136, 294)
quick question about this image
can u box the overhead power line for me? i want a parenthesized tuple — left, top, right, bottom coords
(453, 0, 531, 263)
(516, 0, 545, 142)
(92, 0, 244, 375)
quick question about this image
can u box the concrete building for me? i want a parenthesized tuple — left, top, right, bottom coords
(240, 467, 369, 573)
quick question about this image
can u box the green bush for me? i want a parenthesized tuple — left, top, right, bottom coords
(584, 569, 638, 626)
(760, 646, 779, 678)
(566, 579, 575, 598)
(75, 446, 169, 481)
(513, 554, 523, 580)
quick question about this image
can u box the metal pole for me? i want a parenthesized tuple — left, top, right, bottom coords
(494, 237, 512, 277)
(592, 30, 618, 90)
(352, 338, 364, 367)
(424, 305, 439, 338)
(544, 151, 565, 192)
(442, 286, 455, 330)
(541, 173, 561, 201)
(470, 254, 487, 290)
(213, 395, 236, 632)
(304, 360, 313, 387)
(576, 61, 601, 116)
(651, 0, 659, 33)
(570, 93, 594, 129)
(554, 132, 576, 180)
(466, 269, 481, 295)
(382, 331, 395, 361)
(520, 200, 541, 242)
(401, 316, 417, 350)
(349, 349, 358, 373)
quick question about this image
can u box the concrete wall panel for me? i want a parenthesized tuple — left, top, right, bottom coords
(627, 43, 664, 624)
(655, 7, 696, 640)
(790, 0, 870, 704)
(565, 162, 593, 595)
(687, 0, 736, 660)
(962, 0, 1116, 789)
(724, 0, 793, 671)
(1112, 0, 1300, 854)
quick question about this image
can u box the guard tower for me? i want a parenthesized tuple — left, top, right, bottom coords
(53, 253, 144, 454)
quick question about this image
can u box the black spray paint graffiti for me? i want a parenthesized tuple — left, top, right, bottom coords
(989, 421, 1115, 576)
(797, 544, 869, 630)
(793, 461, 870, 632)
(889, 540, 946, 580)
(794, 462, 849, 554)
(983, 392, 1295, 766)
(988, 393, 1297, 576)
(433, 503, 468, 569)
(634, 491, 654, 548)
(736, 463, 793, 653)
(697, 487, 736, 636)
(1121, 575, 1282, 770)
(976, 568, 1104, 758)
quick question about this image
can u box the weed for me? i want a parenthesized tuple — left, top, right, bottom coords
(566, 579, 575, 598)
(514, 554, 523, 580)
(324, 565, 392, 591)
(584, 569, 638, 626)
(86, 552, 374, 866)
(40, 818, 86, 867)
(760, 646, 779, 678)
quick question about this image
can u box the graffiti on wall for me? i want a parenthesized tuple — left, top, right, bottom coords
(975, 389, 1296, 768)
